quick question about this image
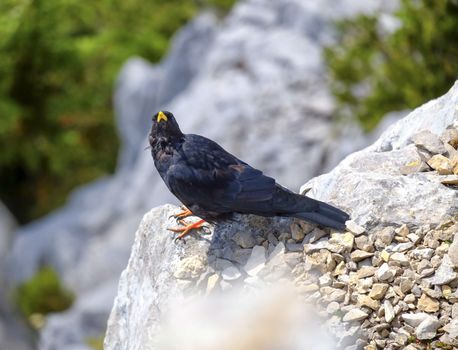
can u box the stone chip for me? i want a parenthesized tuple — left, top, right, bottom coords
(343, 309, 369, 322)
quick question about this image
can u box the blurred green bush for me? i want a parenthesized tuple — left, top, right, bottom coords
(14, 266, 74, 329)
(0, 0, 234, 223)
(325, 0, 458, 131)
(86, 336, 104, 350)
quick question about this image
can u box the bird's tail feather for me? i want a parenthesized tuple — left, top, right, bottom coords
(316, 200, 350, 223)
(293, 199, 350, 231)
(294, 211, 347, 231)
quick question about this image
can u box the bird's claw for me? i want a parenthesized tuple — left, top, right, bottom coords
(168, 206, 193, 220)
(167, 219, 206, 242)
(174, 236, 186, 244)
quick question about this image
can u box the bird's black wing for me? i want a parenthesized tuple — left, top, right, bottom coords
(165, 134, 276, 210)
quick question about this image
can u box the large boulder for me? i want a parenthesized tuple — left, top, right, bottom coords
(105, 205, 335, 350)
(303, 81, 458, 229)
(105, 83, 458, 349)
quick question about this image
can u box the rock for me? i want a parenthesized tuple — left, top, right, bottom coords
(412, 130, 447, 154)
(259, 242, 292, 280)
(291, 220, 314, 241)
(0, 202, 33, 350)
(411, 248, 434, 260)
(343, 309, 369, 322)
(351, 250, 374, 262)
(390, 252, 409, 266)
(448, 234, 458, 267)
(375, 227, 395, 249)
(396, 224, 410, 237)
(302, 82, 458, 230)
(232, 231, 257, 249)
(305, 250, 334, 273)
(404, 294, 416, 304)
(103, 206, 295, 348)
(244, 245, 266, 276)
(221, 265, 242, 281)
(376, 263, 393, 281)
(439, 334, 458, 348)
(399, 277, 414, 294)
(441, 174, 458, 185)
(321, 287, 347, 303)
(326, 302, 340, 315)
(354, 236, 374, 252)
(400, 159, 429, 175)
(0, 202, 16, 273)
(417, 294, 440, 313)
(445, 142, 458, 159)
(402, 313, 430, 327)
(452, 304, 458, 318)
(427, 154, 454, 175)
(329, 232, 354, 252)
(174, 256, 207, 280)
(384, 300, 395, 323)
(333, 261, 347, 276)
(390, 242, 414, 252)
(346, 220, 365, 235)
(426, 255, 457, 285)
(380, 250, 390, 262)
(369, 283, 389, 300)
(441, 128, 458, 148)
(415, 316, 440, 340)
(206, 274, 220, 294)
(407, 233, 420, 244)
(356, 277, 373, 293)
(443, 317, 458, 338)
(319, 273, 332, 287)
(356, 266, 376, 279)
(357, 295, 380, 311)
(299, 284, 319, 294)
(304, 228, 328, 244)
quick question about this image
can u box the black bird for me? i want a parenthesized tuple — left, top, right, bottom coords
(149, 111, 350, 240)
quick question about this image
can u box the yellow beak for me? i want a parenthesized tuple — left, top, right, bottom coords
(157, 111, 168, 123)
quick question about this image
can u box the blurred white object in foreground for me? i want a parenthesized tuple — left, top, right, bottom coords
(155, 285, 334, 350)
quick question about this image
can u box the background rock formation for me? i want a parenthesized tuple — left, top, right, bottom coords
(0, 203, 32, 350)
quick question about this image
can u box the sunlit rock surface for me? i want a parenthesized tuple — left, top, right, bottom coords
(303, 81, 458, 229)
(105, 83, 458, 349)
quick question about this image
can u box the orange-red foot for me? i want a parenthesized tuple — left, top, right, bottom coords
(170, 206, 193, 220)
(168, 219, 206, 242)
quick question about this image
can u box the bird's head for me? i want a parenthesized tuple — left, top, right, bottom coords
(150, 111, 183, 141)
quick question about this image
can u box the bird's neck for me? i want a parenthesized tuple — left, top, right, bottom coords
(150, 135, 182, 157)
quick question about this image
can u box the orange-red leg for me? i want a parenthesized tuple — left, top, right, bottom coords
(170, 206, 193, 220)
(168, 219, 206, 241)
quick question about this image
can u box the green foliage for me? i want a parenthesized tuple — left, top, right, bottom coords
(325, 0, 458, 131)
(14, 266, 74, 326)
(0, 0, 235, 223)
(86, 336, 104, 350)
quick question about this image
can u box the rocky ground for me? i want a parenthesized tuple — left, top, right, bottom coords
(106, 209, 458, 349)
(105, 83, 458, 349)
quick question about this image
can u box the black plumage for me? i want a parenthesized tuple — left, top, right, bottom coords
(149, 111, 350, 232)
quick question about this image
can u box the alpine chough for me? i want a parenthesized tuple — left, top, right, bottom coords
(149, 111, 350, 240)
